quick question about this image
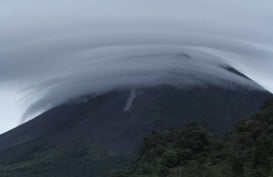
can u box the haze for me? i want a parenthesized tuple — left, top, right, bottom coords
(0, 0, 273, 133)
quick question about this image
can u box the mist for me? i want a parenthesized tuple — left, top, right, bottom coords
(0, 0, 273, 133)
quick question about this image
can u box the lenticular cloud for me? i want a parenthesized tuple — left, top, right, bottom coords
(0, 0, 273, 122)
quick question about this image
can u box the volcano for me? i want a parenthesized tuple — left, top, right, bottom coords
(0, 67, 271, 177)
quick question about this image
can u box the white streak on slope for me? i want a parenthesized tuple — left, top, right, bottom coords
(123, 89, 136, 112)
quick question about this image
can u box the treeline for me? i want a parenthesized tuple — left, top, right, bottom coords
(113, 99, 273, 177)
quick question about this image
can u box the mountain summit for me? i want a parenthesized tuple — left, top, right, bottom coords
(0, 68, 271, 177)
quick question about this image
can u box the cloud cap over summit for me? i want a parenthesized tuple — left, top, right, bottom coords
(0, 0, 273, 133)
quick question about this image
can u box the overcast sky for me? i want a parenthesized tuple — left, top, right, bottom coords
(0, 0, 273, 134)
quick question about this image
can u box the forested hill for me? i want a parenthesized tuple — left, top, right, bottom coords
(114, 98, 273, 177)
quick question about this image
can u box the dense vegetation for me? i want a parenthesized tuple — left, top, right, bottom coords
(0, 96, 272, 177)
(0, 143, 130, 177)
(114, 99, 273, 177)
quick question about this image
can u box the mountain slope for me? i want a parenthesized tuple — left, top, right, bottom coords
(0, 68, 271, 177)
(0, 143, 129, 177)
(0, 86, 270, 155)
(115, 98, 273, 177)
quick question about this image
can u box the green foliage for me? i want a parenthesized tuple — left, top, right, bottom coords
(117, 98, 273, 177)
(160, 149, 180, 168)
(168, 161, 225, 177)
(0, 143, 131, 177)
(1, 98, 273, 177)
(230, 155, 243, 176)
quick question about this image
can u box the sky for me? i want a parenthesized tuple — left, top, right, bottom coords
(0, 0, 273, 134)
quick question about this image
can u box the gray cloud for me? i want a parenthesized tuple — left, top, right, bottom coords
(0, 0, 273, 128)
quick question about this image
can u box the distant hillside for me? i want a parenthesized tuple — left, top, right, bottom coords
(0, 143, 129, 177)
(114, 98, 273, 177)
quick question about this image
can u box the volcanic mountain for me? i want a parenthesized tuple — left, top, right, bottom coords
(0, 67, 271, 177)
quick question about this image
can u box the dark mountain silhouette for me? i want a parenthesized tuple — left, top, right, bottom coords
(0, 68, 271, 177)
